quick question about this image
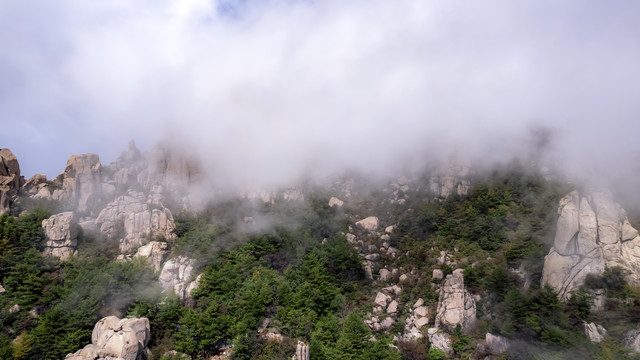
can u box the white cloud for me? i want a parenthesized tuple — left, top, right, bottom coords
(1, 0, 639, 191)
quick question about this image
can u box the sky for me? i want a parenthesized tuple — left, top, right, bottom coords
(1, 0, 639, 190)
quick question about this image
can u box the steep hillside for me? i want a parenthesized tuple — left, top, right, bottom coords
(1, 146, 640, 359)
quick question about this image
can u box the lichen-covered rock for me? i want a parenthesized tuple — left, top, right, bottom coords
(159, 256, 200, 300)
(42, 212, 77, 260)
(434, 269, 476, 332)
(356, 216, 379, 232)
(66, 316, 150, 360)
(542, 191, 640, 300)
(0, 149, 23, 215)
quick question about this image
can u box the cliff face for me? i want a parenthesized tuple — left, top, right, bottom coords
(542, 190, 640, 300)
(0, 149, 23, 215)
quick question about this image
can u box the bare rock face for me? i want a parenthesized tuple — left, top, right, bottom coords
(42, 212, 77, 260)
(428, 158, 472, 198)
(96, 191, 176, 253)
(159, 256, 200, 300)
(583, 322, 607, 343)
(145, 144, 200, 194)
(428, 328, 452, 354)
(66, 316, 150, 360)
(132, 241, 170, 271)
(356, 216, 379, 232)
(293, 340, 310, 360)
(542, 190, 640, 300)
(53, 154, 103, 214)
(23, 174, 52, 201)
(434, 269, 476, 332)
(0, 149, 23, 215)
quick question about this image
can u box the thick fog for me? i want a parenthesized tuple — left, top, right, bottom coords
(1, 0, 639, 191)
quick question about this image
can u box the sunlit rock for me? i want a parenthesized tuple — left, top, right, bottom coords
(53, 154, 103, 214)
(66, 316, 150, 360)
(542, 190, 640, 300)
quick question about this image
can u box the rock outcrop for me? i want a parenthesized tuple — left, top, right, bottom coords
(52, 154, 104, 214)
(95, 191, 176, 253)
(133, 241, 170, 271)
(427, 328, 452, 354)
(542, 190, 640, 300)
(0, 149, 23, 215)
(356, 216, 379, 232)
(66, 316, 149, 360)
(428, 158, 472, 198)
(293, 340, 310, 360)
(159, 256, 200, 300)
(434, 269, 476, 332)
(583, 322, 607, 343)
(42, 212, 77, 260)
(23, 174, 52, 201)
(624, 329, 640, 352)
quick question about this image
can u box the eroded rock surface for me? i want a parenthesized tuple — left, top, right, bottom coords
(66, 316, 150, 360)
(53, 154, 103, 214)
(0, 149, 23, 215)
(42, 212, 77, 260)
(96, 191, 176, 253)
(434, 269, 476, 332)
(159, 256, 200, 300)
(542, 190, 640, 300)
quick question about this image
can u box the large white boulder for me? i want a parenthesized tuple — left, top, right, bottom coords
(356, 217, 379, 232)
(66, 316, 150, 360)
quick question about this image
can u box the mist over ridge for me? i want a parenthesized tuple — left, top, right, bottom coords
(1, 0, 639, 196)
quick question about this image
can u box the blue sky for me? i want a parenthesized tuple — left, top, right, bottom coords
(1, 0, 639, 189)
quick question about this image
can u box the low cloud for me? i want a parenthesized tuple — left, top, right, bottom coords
(1, 0, 639, 192)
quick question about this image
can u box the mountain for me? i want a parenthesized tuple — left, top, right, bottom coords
(0, 143, 639, 359)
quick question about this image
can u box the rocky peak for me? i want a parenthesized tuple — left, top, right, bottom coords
(542, 190, 640, 300)
(53, 154, 103, 214)
(0, 149, 23, 215)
